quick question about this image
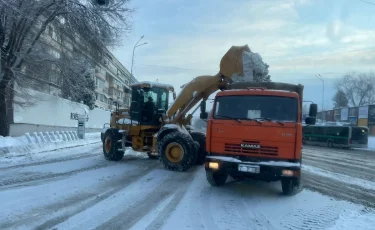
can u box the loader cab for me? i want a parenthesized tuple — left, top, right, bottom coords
(130, 81, 175, 126)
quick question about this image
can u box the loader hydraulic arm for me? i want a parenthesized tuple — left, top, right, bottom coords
(166, 45, 252, 125)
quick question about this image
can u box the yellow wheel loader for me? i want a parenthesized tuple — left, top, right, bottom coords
(101, 44, 289, 171)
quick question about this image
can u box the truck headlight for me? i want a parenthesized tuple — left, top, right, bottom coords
(209, 162, 219, 170)
(282, 169, 294, 176)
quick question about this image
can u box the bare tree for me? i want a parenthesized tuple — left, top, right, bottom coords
(0, 0, 133, 136)
(332, 89, 349, 108)
(335, 72, 375, 107)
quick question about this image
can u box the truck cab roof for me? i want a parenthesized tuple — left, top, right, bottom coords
(216, 88, 300, 99)
(130, 81, 175, 91)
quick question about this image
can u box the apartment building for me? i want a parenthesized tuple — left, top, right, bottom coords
(94, 50, 137, 111)
(23, 22, 136, 111)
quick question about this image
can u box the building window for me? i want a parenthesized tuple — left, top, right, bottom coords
(96, 77, 105, 88)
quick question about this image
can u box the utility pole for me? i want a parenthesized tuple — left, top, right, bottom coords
(130, 35, 148, 78)
(315, 74, 325, 121)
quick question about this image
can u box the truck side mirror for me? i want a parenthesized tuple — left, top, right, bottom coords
(200, 112, 208, 119)
(200, 100, 208, 119)
(309, 103, 318, 117)
(200, 100, 206, 113)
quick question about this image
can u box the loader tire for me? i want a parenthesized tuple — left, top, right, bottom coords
(103, 129, 124, 161)
(206, 170, 228, 186)
(158, 131, 197, 172)
(190, 132, 207, 165)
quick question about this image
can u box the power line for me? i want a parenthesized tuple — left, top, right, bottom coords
(124, 62, 214, 72)
(359, 0, 375, 6)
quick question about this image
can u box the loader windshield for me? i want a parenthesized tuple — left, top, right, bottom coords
(130, 86, 170, 125)
(213, 95, 298, 122)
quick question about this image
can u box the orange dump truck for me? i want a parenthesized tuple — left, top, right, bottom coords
(203, 81, 317, 195)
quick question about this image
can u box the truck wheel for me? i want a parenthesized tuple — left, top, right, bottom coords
(190, 132, 207, 165)
(158, 131, 197, 172)
(103, 129, 124, 161)
(281, 178, 300, 196)
(206, 170, 228, 186)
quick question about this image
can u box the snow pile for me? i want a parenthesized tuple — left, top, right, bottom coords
(232, 50, 269, 82)
(0, 131, 100, 157)
(327, 208, 375, 230)
(367, 136, 375, 150)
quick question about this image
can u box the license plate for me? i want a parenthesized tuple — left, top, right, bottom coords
(238, 164, 260, 173)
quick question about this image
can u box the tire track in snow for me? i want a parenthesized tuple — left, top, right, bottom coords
(94, 168, 198, 230)
(303, 150, 375, 169)
(303, 146, 375, 158)
(190, 177, 270, 230)
(302, 172, 375, 208)
(233, 184, 277, 230)
(0, 162, 110, 188)
(303, 151, 375, 169)
(0, 155, 144, 189)
(1, 161, 161, 230)
(194, 176, 221, 230)
(144, 184, 194, 230)
(303, 156, 375, 181)
(280, 205, 342, 230)
(0, 151, 99, 170)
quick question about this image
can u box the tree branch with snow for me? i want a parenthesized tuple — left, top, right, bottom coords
(0, 0, 133, 136)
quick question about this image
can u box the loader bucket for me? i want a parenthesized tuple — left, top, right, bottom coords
(219, 45, 251, 80)
(166, 44, 259, 120)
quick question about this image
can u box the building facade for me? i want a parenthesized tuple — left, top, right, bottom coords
(317, 105, 375, 135)
(21, 21, 136, 112)
(94, 50, 136, 111)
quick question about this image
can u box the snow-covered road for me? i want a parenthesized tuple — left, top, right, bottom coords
(0, 143, 375, 230)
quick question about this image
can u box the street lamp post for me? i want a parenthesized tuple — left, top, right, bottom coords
(130, 35, 148, 78)
(315, 74, 325, 121)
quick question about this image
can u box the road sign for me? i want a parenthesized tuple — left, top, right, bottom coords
(77, 115, 86, 139)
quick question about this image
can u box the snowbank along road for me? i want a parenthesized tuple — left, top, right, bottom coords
(0, 143, 375, 230)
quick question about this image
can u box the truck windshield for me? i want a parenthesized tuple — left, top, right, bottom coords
(213, 95, 298, 122)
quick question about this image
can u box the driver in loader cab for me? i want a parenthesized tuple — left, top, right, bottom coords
(144, 96, 155, 122)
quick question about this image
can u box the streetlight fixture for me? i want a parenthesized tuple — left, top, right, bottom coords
(130, 35, 148, 78)
(315, 74, 325, 121)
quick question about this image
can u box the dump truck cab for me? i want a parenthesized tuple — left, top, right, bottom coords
(204, 85, 317, 195)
